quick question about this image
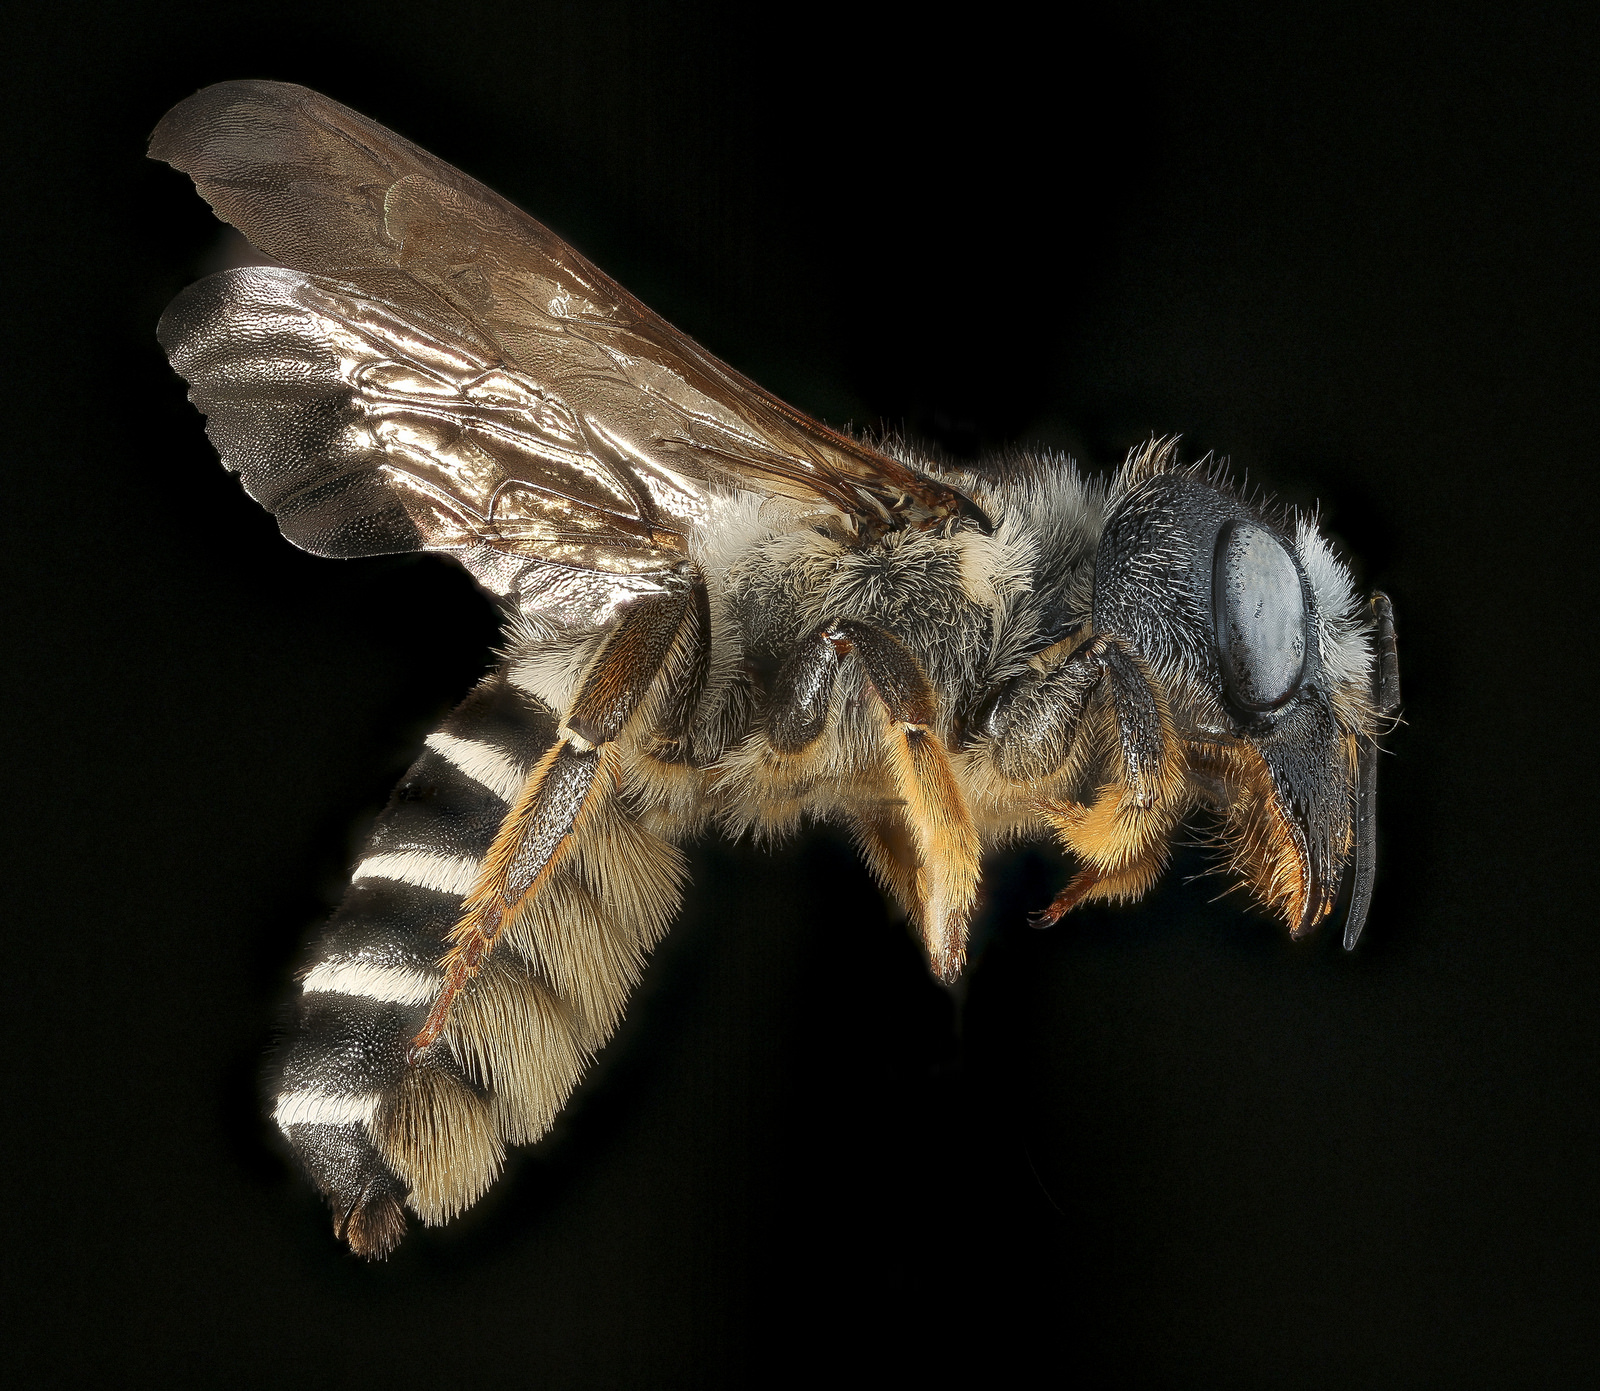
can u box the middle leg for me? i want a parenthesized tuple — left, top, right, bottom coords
(767, 619, 980, 982)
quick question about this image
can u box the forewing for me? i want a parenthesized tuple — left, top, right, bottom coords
(151, 79, 976, 559)
(159, 263, 688, 612)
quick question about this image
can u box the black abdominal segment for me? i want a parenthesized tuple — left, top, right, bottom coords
(272, 673, 558, 1255)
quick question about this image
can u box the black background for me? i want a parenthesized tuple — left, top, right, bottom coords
(4, 2, 1597, 1387)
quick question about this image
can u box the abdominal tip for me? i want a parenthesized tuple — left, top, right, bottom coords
(929, 943, 966, 985)
(339, 1188, 408, 1260)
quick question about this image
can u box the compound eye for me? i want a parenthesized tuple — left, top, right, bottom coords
(1212, 521, 1307, 711)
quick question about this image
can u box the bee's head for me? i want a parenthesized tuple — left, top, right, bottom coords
(1091, 454, 1384, 937)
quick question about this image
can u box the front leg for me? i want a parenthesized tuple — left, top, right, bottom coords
(978, 632, 1180, 925)
(978, 631, 1166, 804)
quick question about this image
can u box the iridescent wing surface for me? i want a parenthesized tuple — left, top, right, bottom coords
(153, 81, 977, 613)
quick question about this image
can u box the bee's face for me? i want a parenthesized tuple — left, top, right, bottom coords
(1093, 471, 1370, 933)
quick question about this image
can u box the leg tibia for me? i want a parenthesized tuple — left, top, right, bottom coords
(503, 744, 603, 900)
(849, 808, 921, 918)
(821, 620, 980, 982)
(1029, 813, 1172, 929)
(1034, 783, 1184, 927)
(889, 727, 980, 981)
(434, 778, 686, 1152)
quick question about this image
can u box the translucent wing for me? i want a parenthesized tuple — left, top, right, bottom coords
(152, 80, 980, 610)
(158, 263, 693, 614)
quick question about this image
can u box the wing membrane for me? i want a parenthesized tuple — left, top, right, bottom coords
(160, 265, 685, 584)
(152, 80, 979, 590)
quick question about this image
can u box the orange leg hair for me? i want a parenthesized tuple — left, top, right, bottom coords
(824, 622, 981, 982)
(1031, 774, 1185, 927)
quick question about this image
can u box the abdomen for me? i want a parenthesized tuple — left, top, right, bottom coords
(270, 661, 684, 1256)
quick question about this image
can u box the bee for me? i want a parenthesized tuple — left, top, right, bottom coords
(152, 80, 1401, 1259)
